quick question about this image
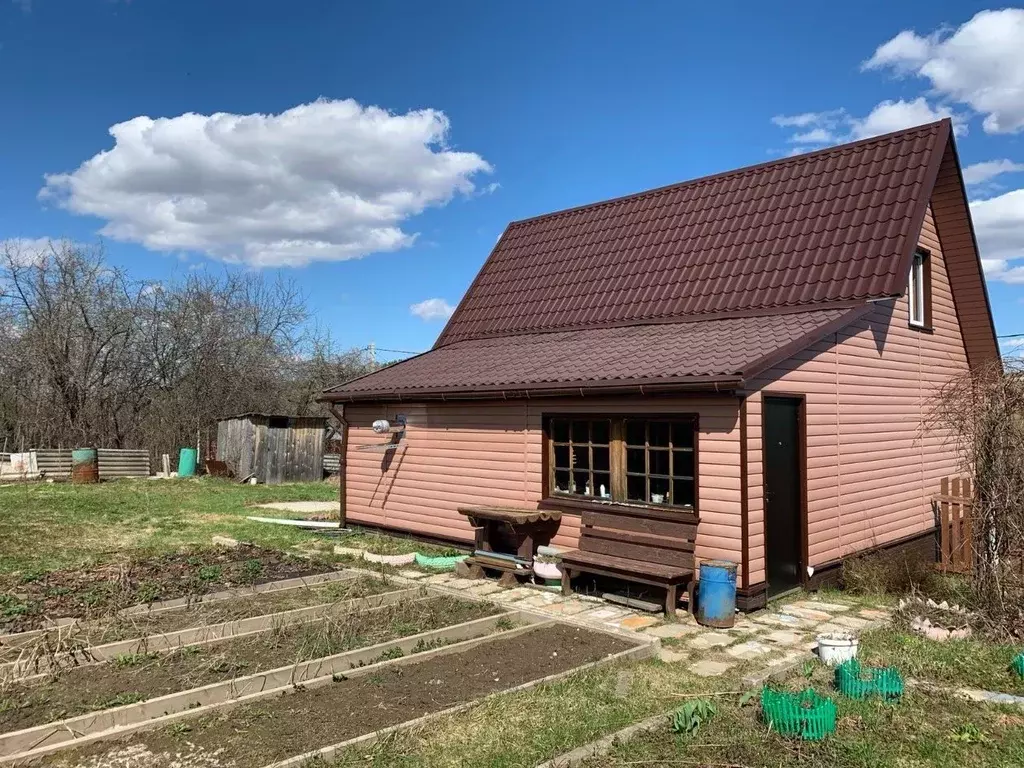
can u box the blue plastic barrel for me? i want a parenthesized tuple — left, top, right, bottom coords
(177, 448, 198, 478)
(696, 560, 738, 628)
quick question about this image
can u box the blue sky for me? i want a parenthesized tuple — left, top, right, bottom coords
(2, 0, 1023, 357)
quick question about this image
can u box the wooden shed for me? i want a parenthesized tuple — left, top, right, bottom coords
(215, 414, 326, 485)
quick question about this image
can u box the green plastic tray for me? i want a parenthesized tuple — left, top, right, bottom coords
(1012, 652, 1024, 679)
(835, 659, 904, 701)
(761, 687, 836, 741)
(414, 553, 468, 570)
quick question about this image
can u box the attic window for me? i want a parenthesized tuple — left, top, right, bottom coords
(908, 250, 931, 329)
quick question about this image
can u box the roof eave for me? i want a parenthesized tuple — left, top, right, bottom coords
(318, 374, 745, 404)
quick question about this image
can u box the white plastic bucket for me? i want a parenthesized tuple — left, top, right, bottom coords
(533, 561, 562, 580)
(816, 633, 859, 665)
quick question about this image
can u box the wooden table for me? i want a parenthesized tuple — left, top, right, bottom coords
(456, 505, 562, 585)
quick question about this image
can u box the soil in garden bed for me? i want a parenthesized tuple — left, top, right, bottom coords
(0, 545, 337, 634)
(0, 596, 498, 735)
(50, 624, 634, 768)
(0, 577, 395, 663)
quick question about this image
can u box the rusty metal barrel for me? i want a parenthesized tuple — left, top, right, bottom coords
(71, 447, 99, 484)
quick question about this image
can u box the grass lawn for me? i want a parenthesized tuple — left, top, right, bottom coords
(320, 651, 1024, 768)
(0, 478, 341, 576)
(861, 626, 1024, 696)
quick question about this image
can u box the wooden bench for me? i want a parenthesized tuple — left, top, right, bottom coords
(559, 505, 697, 617)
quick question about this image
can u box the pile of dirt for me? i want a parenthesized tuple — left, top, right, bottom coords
(0, 545, 335, 634)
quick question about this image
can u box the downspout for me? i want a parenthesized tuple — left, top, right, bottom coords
(328, 404, 349, 529)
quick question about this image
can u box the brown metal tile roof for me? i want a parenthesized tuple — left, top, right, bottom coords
(323, 307, 864, 402)
(436, 120, 951, 347)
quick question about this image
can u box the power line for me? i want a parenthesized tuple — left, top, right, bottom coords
(998, 333, 1024, 339)
(359, 345, 423, 356)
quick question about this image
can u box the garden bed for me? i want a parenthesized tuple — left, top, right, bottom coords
(0, 596, 497, 735)
(44, 624, 634, 768)
(0, 576, 392, 663)
(0, 545, 336, 634)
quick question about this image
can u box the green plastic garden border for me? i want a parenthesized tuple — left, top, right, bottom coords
(835, 659, 904, 701)
(414, 553, 468, 570)
(1012, 652, 1024, 679)
(761, 687, 836, 741)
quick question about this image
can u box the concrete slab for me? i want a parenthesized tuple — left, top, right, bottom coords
(782, 606, 833, 622)
(726, 640, 773, 660)
(763, 629, 805, 647)
(398, 570, 427, 580)
(615, 615, 660, 631)
(859, 608, 891, 621)
(465, 582, 503, 596)
(832, 615, 872, 630)
(256, 501, 337, 513)
(689, 659, 735, 677)
(495, 587, 537, 602)
(424, 574, 454, 585)
(644, 623, 700, 639)
(754, 613, 815, 629)
(658, 648, 688, 663)
(582, 606, 631, 622)
(724, 620, 759, 633)
(540, 601, 591, 616)
(689, 632, 735, 649)
(790, 600, 851, 613)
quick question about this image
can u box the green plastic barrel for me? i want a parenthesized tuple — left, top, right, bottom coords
(71, 447, 99, 484)
(177, 448, 198, 477)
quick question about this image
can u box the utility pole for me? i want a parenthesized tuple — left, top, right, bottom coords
(367, 342, 376, 367)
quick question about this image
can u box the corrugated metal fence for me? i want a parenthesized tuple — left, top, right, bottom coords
(323, 454, 340, 474)
(33, 449, 152, 480)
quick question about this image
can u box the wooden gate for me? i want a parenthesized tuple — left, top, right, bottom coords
(934, 476, 974, 574)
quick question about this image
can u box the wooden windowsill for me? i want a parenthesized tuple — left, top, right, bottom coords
(908, 322, 934, 334)
(537, 496, 699, 523)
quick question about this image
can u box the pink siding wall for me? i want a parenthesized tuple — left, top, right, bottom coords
(744, 205, 968, 585)
(345, 397, 741, 562)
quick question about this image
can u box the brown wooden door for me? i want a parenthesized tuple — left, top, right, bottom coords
(763, 397, 804, 597)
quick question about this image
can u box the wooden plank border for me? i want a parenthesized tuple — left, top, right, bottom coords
(0, 610, 533, 762)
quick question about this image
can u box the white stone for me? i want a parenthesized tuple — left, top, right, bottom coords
(211, 535, 239, 548)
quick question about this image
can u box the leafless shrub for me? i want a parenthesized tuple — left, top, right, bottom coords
(930, 358, 1024, 634)
(0, 239, 377, 456)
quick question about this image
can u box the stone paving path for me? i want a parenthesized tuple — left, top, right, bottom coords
(337, 545, 891, 686)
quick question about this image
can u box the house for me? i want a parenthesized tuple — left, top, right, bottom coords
(321, 119, 997, 611)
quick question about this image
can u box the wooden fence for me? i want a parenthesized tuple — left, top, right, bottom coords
(934, 476, 974, 574)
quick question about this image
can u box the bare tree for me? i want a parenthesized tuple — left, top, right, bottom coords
(0, 239, 376, 457)
(930, 358, 1024, 632)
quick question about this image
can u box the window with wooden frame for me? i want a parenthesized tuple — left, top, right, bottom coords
(908, 249, 931, 329)
(545, 416, 696, 509)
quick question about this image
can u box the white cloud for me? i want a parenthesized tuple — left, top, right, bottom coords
(771, 110, 846, 130)
(864, 9, 1024, 134)
(1, 237, 62, 266)
(410, 297, 455, 321)
(39, 99, 492, 268)
(972, 189, 1024, 276)
(849, 98, 961, 139)
(772, 99, 963, 149)
(962, 159, 1024, 186)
